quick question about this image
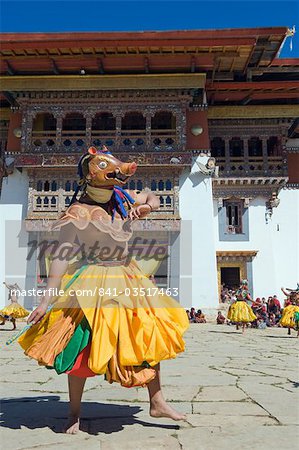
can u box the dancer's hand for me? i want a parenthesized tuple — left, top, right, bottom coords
(27, 299, 48, 324)
(128, 204, 152, 220)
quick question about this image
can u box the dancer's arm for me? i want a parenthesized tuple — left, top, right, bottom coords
(28, 224, 77, 324)
(2, 281, 14, 290)
(128, 190, 160, 220)
(281, 287, 290, 297)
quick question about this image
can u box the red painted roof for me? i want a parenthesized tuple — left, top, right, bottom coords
(0, 27, 290, 43)
(271, 58, 299, 66)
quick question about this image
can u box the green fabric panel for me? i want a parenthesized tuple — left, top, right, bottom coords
(53, 316, 91, 374)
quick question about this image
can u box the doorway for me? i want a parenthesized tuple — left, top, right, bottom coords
(220, 267, 240, 290)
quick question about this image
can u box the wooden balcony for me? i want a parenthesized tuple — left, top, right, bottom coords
(27, 188, 178, 220)
(13, 151, 191, 168)
(29, 129, 179, 153)
(216, 156, 286, 177)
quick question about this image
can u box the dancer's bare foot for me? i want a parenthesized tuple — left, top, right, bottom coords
(63, 416, 80, 434)
(150, 401, 186, 421)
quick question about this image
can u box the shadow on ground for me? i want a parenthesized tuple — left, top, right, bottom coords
(0, 396, 180, 435)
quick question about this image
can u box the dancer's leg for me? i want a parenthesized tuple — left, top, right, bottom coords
(147, 363, 186, 421)
(11, 318, 16, 330)
(287, 327, 291, 335)
(64, 375, 87, 434)
(242, 323, 246, 334)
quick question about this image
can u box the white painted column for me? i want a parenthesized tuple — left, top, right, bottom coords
(0, 170, 30, 308)
(179, 154, 218, 313)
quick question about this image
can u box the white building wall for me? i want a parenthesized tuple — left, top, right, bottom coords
(179, 155, 218, 311)
(214, 189, 299, 300)
(0, 170, 29, 308)
(268, 189, 299, 295)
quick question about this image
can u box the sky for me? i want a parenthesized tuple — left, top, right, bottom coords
(1, 0, 298, 57)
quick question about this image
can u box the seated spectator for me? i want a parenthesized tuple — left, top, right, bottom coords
(269, 312, 278, 327)
(195, 309, 206, 323)
(186, 309, 191, 320)
(189, 307, 196, 323)
(252, 298, 267, 318)
(216, 311, 226, 324)
(272, 295, 281, 310)
(268, 297, 280, 317)
(257, 318, 267, 329)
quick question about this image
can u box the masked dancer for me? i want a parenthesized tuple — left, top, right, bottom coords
(18, 146, 189, 433)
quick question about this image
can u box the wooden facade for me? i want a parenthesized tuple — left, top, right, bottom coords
(1, 27, 299, 224)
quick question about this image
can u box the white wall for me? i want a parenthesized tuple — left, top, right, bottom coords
(179, 156, 218, 310)
(0, 171, 29, 308)
(269, 189, 299, 295)
(214, 189, 299, 300)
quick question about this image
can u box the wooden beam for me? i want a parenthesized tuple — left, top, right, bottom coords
(0, 73, 206, 91)
(3, 59, 16, 75)
(144, 56, 150, 74)
(0, 107, 11, 120)
(97, 58, 105, 74)
(190, 56, 196, 73)
(2, 91, 16, 105)
(208, 105, 299, 119)
(240, 94, 252, 105)
(207, 80, 299, 90)
(51, 58, 60, 75)
(0, 37, 257, 51)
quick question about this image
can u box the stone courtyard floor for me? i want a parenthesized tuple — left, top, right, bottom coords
(0, 322, 298, 450)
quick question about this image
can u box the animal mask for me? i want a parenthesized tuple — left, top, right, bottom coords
(80, 146, 137, 188)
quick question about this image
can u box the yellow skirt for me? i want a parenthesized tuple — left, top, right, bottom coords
(227, 301, 256, 323)
(0, 302, 30, 319)
(280, 305, 299, 328)
(18, 259, 189, 382)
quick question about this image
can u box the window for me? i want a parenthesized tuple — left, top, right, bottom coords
(36, 180, 43, 191)
(122, 112, 145, 130)
(151, 180, 157, 191)
(224, 200, 243, 234)
(33, 113, 56, 132)
(229, 138, 244, 157)
(62, 113, 86, 131)
(248, 137, 262, 157)
(50, 196, 57, 208)
(65, 196, 71, 207)
(151, 111, 175, 130)
(129, 180, 136, 190)
(65, 181, 71, 191)
(92, 113, 116, 131)
(51, 181, 57, 191)
(267, 136, 281, 156)
(165, 179, 172, 190)
(43, 114, 56, 131)
(211, 137, 225, 157)
(158, 180, 164, 191)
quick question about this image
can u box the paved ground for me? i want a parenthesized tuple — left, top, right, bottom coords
(0, 322, 298, 450)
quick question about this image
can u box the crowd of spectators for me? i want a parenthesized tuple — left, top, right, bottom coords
(218, 285, 291, 328)
(186, 308, 207, 323)
(186, 286, 292, 327)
